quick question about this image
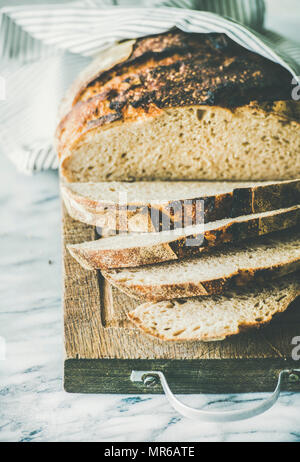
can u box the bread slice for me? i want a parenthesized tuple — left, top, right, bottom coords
(56, 31, 300, 182)
(61, 179, 300, 232)
(127, 273, 300, 341)
(102, 228, 300, 301)
(68, 205, 300, 270)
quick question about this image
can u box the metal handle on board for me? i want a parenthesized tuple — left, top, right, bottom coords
(130, 369, 300, 422)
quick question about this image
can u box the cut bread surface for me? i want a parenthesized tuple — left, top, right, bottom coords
(67, 205, 300, 269)
(60, 103, 300, 182)
(102, 228, 300, 301)
(61, 178, 300, 231)
(128, 273, 300, 341)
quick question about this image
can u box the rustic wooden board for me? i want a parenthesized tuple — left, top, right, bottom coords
(63, 205, 300, 393)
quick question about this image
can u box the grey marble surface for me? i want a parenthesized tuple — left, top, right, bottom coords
(1, 0, 300, 443)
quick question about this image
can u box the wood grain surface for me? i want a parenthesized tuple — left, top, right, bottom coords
(63, 204, 300, 393)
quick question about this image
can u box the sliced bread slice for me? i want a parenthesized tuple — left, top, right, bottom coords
(127, 273, 300, 341)
(102, 228, 300, 301)
(61, 179, 300, 232)
(68, 205, 300, 269)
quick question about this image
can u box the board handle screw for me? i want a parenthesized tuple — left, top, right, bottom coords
(143, 374, 159, 387)
(288, 373, 300, 383)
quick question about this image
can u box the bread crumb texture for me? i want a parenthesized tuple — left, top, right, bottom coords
(128, 273, 300, 341)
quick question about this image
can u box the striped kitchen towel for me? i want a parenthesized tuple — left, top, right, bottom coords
(0, 0, 299, 174)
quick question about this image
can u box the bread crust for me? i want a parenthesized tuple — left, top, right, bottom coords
(102, 256, 300, 301)
(61, 179, 300, 232)
(68, 240, 178, 270)
(57, 40, 136, 121)
(67, 205, 300, 269)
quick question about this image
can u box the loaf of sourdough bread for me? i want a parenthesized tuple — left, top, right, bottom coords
(56, 30, 300, 182)
(101, 228, 300, 301)
(61, 179, 300, 231)
(128, 273, 300, 342)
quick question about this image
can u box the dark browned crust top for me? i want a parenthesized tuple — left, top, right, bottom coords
(79, 30, 293, 108)
(57, 29, 293, 152)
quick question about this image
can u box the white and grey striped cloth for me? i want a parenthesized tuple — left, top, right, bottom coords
(0, 0, 299, 174)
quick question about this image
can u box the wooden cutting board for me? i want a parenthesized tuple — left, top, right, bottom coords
(63, 205, 300, 394)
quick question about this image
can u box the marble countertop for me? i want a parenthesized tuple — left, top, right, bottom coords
(1, 0, 300, 443)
